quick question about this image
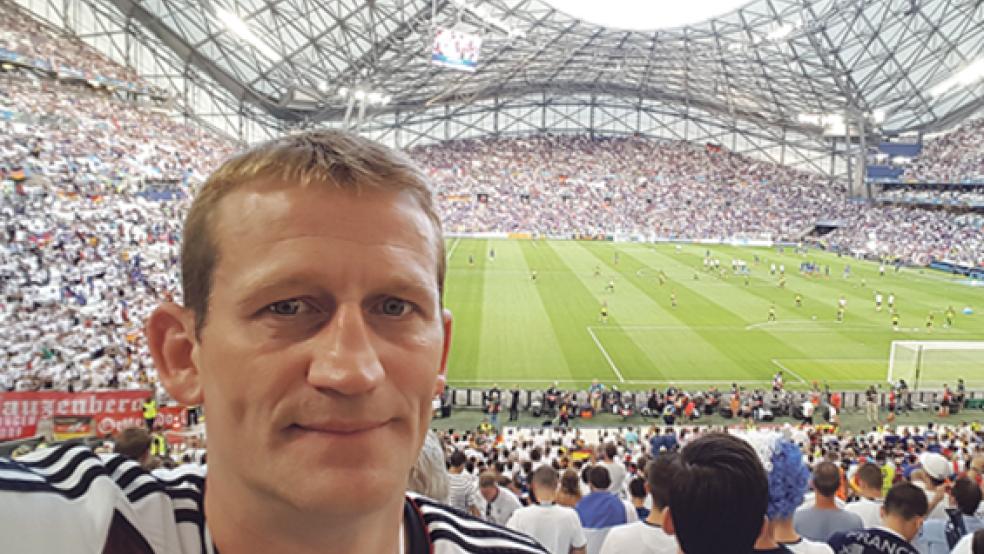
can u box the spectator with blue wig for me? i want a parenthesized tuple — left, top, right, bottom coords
(744, 432, 834, 554)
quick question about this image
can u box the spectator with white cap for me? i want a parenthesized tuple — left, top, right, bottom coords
(915, 452, 955, 521)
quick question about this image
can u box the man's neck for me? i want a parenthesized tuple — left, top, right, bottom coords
(204, 476, 406, 554)
(878, 518, 913, 543)
(814, 494, 839, 510)
(645, 507, 665, 526)
(859, 488, 882, 501)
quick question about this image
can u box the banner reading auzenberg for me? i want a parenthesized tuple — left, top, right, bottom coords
(0, 390, 182, 440)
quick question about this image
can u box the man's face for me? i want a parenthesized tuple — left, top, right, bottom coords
(191, 181, 450, 516)
(480, 485, 498, 503)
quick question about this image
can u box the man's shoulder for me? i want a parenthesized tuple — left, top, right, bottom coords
(829, 528, 918, 554)
(408, 493, 548, 553)
(510, 503, 578, 524)
(605, 520, 645, 539)
(0, 444, 207, 553)
(604, 521, 677, 549)
(839, 508, 864, 525)
(2, 443, 205, 497)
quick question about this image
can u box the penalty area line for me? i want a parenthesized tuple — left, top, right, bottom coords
(586, 327, 625, 383)
(446, 237, 461, 262)
(770, 358, 808, 385)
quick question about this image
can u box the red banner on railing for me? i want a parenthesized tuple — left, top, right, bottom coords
(0, 390, 184, 441)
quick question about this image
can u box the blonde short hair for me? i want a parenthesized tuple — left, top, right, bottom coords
(408, 430, 449, 501)
(181, 130, 445, 335)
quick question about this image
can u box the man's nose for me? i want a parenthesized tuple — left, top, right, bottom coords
(306, 302, 384, 395)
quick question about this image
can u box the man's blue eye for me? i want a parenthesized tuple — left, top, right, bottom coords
(268, 300, 301, 315)
(380, 298, 411, 316)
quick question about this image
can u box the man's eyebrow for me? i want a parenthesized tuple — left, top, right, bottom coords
(233, 275, 326, 308)
(232, 273, 439, 306)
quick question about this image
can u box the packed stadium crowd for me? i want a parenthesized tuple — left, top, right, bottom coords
(0, 0, 141, 83)
(412, 135, 855, 240)
(426, 419, 984, 553)
(411, 136, 984, 267)
(0, 69, 232, 394)
(904, 118, 984, 184)
(877, 186, 984, 209)
(2, 72, 983, 393)
(14, 411, 984, 554)
(0, 5, 982, 398)
(3, 4, 984, 554)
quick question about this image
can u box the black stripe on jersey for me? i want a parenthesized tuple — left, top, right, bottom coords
(104, 455, 128, 476)
(116, 465, 145, 490)
(155, 473, 205, 489)
(164, 487, 204, 502)
(16, 446, 100, 486)
(412, 497, 545, 551)
(128, 476, 205, 505)
(0, 462, 107, 500)
(126, 481, 164, 504)
(174, 508, 205, 526)
(420, 510, 544, 549)
(44, 449, 103, 485)
(15, 442, 81, 469)
(174, 505, 211, 554)
(0, 473, 58, 494)
(428, 530, 546, 554)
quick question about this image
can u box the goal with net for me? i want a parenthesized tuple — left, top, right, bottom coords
(887, 341, 984, 390)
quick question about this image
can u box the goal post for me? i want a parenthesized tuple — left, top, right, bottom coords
(887, 341, 984, 390)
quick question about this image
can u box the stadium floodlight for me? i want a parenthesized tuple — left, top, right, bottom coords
(765, 21, 798, 41)
(338, 87, 390, 106)
(541, 0, 748, 31)
(214, 6, 281, 63)
(929, 57, 984, 97)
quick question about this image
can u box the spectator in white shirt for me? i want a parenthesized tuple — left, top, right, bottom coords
(446, 450, 480, 515)
(478, 471, 524, 526)
(599, 442, 627, 497)
(845, 462, 884, 528)
(507, 466, 587, 554)
(600, 453, 680, 554)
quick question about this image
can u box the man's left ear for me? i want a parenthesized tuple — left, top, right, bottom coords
(662, 507, 675, 535)
(146, 303, 204, 406)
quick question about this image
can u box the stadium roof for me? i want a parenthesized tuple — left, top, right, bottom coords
(19, 0, 984, 174)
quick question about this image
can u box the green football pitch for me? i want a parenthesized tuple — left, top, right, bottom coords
(442, 239, 984, 391)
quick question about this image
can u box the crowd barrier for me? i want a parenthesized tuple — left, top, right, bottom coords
(2, 386, 979, 443)
(442, 387, 984, 412)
